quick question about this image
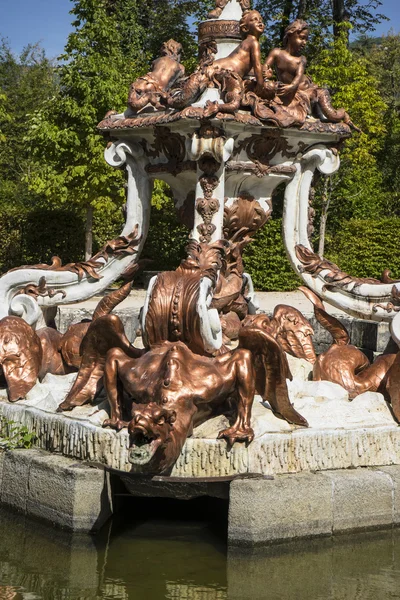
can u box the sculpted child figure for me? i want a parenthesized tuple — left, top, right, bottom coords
(264, 20, 359, 128)
(128, 39, 185, 113)
(203, 10, 267, 117)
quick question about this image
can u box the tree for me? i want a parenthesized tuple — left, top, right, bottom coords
(308, 25, 387, 255)
(254, 0, 387, 53)
(0, 40, 58, 212)
(25, 0, 149, 259)
(369, 34, 400, 217)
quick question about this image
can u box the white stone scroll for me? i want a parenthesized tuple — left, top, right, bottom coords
(0, 141, 152, 325)
(282, 145, 400, 343)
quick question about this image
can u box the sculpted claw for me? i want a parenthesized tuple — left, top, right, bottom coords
(218, 426, 255, 445)
(103, 417, 128, 431)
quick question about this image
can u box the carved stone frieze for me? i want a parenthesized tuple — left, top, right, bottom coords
(147, 126, 187, 176)
(225, 161, 297, 177)
(237, 130, 304, 165)
(146, 160, 196, 176)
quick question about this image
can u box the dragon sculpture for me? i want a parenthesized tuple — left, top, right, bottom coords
(300, 287, 400, 419)
(55, 240, 310, 474)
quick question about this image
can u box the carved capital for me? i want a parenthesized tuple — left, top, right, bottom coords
(190, 125, 234, 163)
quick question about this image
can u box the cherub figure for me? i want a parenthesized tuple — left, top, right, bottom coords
(264, 20, 359, 129)
(128, 39, 185, 113)
(203, 10, 267, 117)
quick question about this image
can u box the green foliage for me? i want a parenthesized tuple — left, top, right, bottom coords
(0, 207, 86, 273)
(368, 34, 400, 217)
(309, 26, 388, 231)
(254, 0, 387, 57)
(243, 219, 301, 291)
(0, 40, 58, 212)
(327, 218, 400, 279)
(142, 182, 189, 271)
(0, 0, 397, 293)
(0, 416, 37, 450)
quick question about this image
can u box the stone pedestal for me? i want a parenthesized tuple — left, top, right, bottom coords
(0, 449, 112, 532)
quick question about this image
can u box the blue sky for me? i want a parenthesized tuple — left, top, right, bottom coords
(1, 0, 400, 59)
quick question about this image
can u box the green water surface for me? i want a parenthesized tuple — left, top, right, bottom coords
(1, 503, 400, 599)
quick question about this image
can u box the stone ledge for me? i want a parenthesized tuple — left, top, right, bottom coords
(0, 449, 112, 532)
(229, 466, 400, 546)
(1, 392, 400, 477)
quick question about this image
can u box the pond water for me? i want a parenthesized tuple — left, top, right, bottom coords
(2, 497, 400, 600)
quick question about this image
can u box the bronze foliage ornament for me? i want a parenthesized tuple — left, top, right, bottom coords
(12, 226, 142, 283)
(208, 0, 251, 19)
(196, 156, 221, 243)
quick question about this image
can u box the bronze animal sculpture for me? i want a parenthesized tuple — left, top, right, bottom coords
(300, 287, 399, 414)
(59, 314, 307, 474)
(243, 306, 317, 363)
(128, 39, 185, 113)
(0, 280, 136, 403)
(57, 240, 308, 474)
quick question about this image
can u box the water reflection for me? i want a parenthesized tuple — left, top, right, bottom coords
(2, 507, 400, 599)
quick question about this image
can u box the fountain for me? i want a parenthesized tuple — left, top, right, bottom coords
(1, 0, 400, 544)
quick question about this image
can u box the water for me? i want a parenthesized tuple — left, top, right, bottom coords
(2, 501, 400, 599)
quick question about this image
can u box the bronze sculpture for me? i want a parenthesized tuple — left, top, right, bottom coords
(60, 312, 307, 474)
(263, 20, 360, 129)
(2, 0, 394, 482)
(128, 40, 185, 113)
(0, 279, 137, 403)
(300, 287, 400, 415)
(55, 240, 308, 473)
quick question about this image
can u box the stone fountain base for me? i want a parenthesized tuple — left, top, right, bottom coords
(1, 355, 400, 542)
(0, 359, 399, 478)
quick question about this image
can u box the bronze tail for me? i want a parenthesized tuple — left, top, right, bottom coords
(299, 286, 350, 346)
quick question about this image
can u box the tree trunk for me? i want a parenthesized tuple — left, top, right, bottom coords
(318, 176, 331, 258)
(297, 0, 307, 19)
(85, 205, 93, 261)
(280, 0, 295, 42)
(333, 0, 350, 42)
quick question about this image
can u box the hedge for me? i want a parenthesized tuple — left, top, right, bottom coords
(327, 218, 400, 280)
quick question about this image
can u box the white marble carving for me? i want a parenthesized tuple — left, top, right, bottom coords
(0, 141, 152, 325)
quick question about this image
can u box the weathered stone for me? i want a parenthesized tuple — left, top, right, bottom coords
(1, 449, 112, 532)
(0, 449, 4, 491)
(0, 449, 43, 513)
(57, 306, 140, 342)
(375, 465, 400, 525)
(286, 354, 313, 381)
(27, 452, 112, 532)
(320, 468, 393, 533)
(228, 473, 333, 546)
